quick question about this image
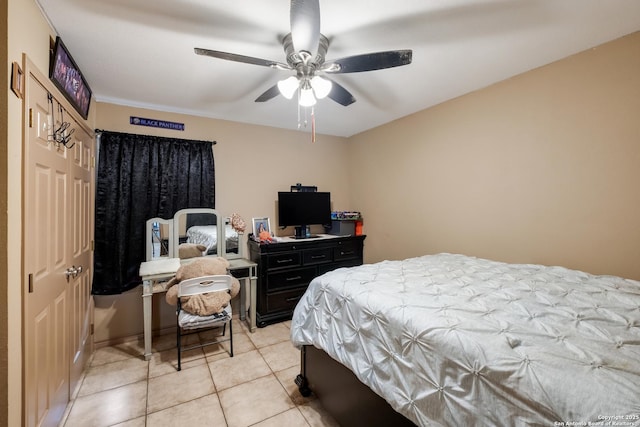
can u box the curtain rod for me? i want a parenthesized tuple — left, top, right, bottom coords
(94, 129, 216, 145)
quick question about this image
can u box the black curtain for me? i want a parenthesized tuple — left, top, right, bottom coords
(92, 131, 215, 295)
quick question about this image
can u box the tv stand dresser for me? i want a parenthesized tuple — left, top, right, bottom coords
(248, 234, 366, 327)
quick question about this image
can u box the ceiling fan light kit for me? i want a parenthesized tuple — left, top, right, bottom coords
(310, 76, 331, 99)
(277, 76, 299, 100)
(277, 74, 331, 106)
(194, 0, 412, 135)
(299, 83, 317, 107)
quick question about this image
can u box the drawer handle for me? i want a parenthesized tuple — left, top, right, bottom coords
(311, 255, 326, 259)
(277, 258, 294, 264)
(285, 296, 302, 303)
(340, 251, 355, 256)
(286, 276, 302, 281)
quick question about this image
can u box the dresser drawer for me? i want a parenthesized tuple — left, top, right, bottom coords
(334, 241, 360, 261)
(267, 266, 317, 291)
(266, 288, 306, 313)
(267, 252, 301, 269)
(302, 247, 332, 265)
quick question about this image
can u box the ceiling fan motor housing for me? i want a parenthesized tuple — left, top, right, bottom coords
(283, 33, 330, 78)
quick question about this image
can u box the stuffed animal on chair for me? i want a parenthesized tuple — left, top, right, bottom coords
(165, 257, 240, 316)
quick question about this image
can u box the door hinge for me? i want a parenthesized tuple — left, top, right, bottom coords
(91, 156, 95, 168)
(29, 108, 33, 128)
(91, 240, 94, 251)
(28, 273, 34, 293)
(90, 324, 94, 335)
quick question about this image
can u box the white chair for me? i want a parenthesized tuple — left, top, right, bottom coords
(176, 275, 234, 371)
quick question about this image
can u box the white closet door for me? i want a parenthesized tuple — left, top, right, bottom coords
(23, 63, 95, 427)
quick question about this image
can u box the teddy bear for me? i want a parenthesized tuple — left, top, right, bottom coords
(177, 243, 207, 259)
(165, 257, 240, 316)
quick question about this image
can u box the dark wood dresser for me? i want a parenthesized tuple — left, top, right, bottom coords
(248, 235, 366, 327)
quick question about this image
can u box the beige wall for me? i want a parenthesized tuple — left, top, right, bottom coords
(93, 103, 350, 342)
(350, 32, 640, 280)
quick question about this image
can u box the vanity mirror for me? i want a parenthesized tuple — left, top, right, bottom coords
(224, 217, 241, 259)
(146, 209, 242, 261)
(145, 217, 174, 260)
(173, 208, 222, 257)
(171, 208, 243, 259)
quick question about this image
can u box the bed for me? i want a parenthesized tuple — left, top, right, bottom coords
(290, 253, 640, 427)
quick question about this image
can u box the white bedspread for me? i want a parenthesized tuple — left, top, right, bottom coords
(291, 253, 640, 427)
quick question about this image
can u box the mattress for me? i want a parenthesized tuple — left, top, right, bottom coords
(290, 253, 640, 427)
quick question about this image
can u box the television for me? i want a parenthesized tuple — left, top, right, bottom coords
(278, 191, 331, 239)
(49, 36, 92, 120)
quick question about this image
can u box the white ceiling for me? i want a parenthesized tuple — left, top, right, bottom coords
(36, 0, 640, 137)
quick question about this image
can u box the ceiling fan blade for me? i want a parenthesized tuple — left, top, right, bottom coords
(290, 0, 320, 54)
(322, 50, 413, 74)
(325, 79, 356, 106)
(254, 84, 281, 103)
(195, 48, 291, 70)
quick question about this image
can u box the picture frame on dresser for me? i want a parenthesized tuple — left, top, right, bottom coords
(252, 217, 271, 237)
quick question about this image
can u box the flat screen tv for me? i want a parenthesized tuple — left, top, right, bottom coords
(278, 191, 331, 239)
(49, 36, 92, 119)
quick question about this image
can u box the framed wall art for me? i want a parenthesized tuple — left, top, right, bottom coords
(49, 36, 92, 119)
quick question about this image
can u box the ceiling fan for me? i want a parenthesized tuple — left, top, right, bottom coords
(194, 0, 412, 108)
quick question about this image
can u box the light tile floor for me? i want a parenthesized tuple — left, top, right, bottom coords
(59, 319, 340, 427)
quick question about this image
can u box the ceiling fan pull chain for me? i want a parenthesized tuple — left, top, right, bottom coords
(303, 105, 308, 129)
(297, 90, 301, 129)
(311, 107, 316, 143)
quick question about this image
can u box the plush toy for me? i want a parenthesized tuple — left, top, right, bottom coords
(165, 257, 240, 316)
(177, 243, 207, 259)
(259, 230, 274, 243)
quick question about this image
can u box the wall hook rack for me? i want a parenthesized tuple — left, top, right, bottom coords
(47, 93, 76, 148)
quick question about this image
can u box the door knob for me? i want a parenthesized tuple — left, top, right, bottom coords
(64, 265, 83, 279)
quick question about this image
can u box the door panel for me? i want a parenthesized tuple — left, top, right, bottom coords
(33, 308, 49, 425)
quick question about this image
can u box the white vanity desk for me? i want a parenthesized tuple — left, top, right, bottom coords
(139, 208, 257, 361)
